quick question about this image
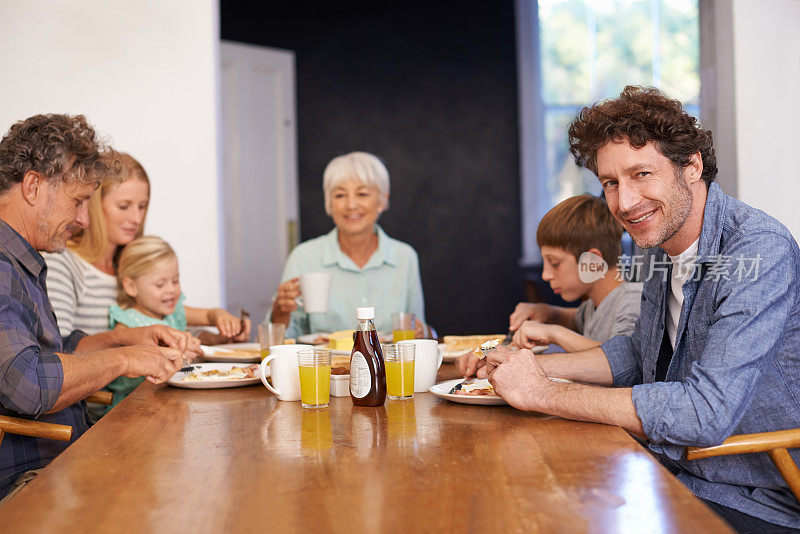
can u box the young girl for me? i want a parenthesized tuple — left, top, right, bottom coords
(107, 236, 252, 405)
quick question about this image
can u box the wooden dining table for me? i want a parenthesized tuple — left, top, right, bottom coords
(0, 363, 732, 533)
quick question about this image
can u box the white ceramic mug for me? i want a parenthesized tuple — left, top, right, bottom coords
(297, 273, 332, 314)
(259, 344, 312, 401)
(398, 339, 442, 392)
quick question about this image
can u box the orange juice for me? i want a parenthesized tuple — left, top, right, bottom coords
(261, 349, 269, 361)
(299, 364, 331, 407)
(392, 329, 415, 343)
(385, 359, 414, 399)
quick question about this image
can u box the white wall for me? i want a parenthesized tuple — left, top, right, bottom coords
(0, 0, 222, 306)
(731, 0, 800, 240)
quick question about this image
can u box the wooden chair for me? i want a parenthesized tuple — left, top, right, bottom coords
(0, 390, 114, 446)
(686, 429, 800, 502)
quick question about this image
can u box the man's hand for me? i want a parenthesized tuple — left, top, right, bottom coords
(118, 345, 186, 384)
(512, 321, 555, 349)
(117, 325, 202, 360)
(456, 349, 486, 378)
(509, 302, 555, 331)
(485, 346, 552, 411)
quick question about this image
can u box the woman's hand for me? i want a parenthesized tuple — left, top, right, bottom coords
(271, 278, 300, 325)
(414, 320, 437, 339)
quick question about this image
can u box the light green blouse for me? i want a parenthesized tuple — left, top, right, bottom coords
(109, 293, 187, 330)
(278, 226, 425, 337)
(103, 294, 188, 415)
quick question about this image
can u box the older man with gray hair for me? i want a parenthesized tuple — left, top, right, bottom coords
(0, 114, 197, 502)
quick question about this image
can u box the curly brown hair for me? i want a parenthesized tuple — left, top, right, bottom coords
(568, 86, 717, 185)
(0, 113, 109, 194)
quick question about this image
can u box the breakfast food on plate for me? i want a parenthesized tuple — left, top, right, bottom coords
(474, 338, 500, 360)
(311, 334, 329, 345)
(182, 365, 258, 382)
(442, 334, 505, 355)
(213, 346, 260, 357)
(451, 380, 498, 397)
(328, 330, 355, 351)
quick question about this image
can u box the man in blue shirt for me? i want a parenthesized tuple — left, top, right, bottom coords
(0, 114, 197, 501)
(460, 87, 800, 531)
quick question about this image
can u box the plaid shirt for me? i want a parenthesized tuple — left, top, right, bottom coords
(0, 219, 87, 498)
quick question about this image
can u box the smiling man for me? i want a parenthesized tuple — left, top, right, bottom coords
(459, 86, 800, 531)
(0, 114, 199, 503)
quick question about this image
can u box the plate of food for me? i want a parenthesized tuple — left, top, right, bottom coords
(430, 378, 506, 405)
(430, 376, 571, 405)
(168, 363, 261, 389)
(439, 335, 547, 362)
(297, 332, 331, 346)
(200, 342, 262, 363)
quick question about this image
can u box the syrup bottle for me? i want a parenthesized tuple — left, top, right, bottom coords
(350, 306, 386, 406)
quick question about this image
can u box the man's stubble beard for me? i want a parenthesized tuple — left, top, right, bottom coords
(629, 169, 693, 250)
(37, 192, 74, 253)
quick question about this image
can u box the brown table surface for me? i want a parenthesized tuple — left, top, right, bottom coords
(1, 364, 731, 533)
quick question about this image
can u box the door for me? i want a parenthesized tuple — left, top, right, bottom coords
(220, 41, 298, 327)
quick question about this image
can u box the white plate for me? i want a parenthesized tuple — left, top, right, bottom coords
(297, 332, 331, 345)
(430, 376, 571, 405)
(200, 342, 261, 363)
(429, 378, 506, 405)
(439, 344, 547, 363)
(168, 362, 262, 389)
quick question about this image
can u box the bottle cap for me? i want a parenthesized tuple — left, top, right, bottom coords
(356, 306, 375, 320)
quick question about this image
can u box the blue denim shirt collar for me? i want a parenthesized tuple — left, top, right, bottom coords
(650, 182, 726, 266)
(695, 182, 727, 265)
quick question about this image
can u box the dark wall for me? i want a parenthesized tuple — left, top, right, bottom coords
(221, 1, 522, 335)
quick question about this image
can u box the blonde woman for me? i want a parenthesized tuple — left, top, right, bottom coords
(105, 236, 250, 409)
(44, 152, 151, 336)
(271, 151, 430, 338)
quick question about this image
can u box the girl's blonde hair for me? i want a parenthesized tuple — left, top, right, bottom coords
(116, 236, 177, 308)
(69, 152, 151, 264)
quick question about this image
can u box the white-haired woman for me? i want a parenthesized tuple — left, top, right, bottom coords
(271, 151, 430, 338)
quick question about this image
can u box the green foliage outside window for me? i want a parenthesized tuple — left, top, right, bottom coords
(538, 0, 699, 203)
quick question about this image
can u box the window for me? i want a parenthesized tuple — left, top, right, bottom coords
(517, 0, 700, 263)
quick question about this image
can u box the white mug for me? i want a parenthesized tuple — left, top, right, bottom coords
(259, 344, 312, 401)
(398, 339, 442, 392)
(297, 273, 332, 314)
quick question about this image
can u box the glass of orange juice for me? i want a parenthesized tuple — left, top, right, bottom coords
(298, 348, 331, 408)
(258, 322, 286, 360)
(382, 343, 415, 400)
(392, 313, 416, 343)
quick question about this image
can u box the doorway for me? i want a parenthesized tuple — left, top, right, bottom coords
(220, 41, 298, 327)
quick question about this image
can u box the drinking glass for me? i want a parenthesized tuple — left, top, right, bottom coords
(392, 312, 416, 342)
(298, 348, 331, 409)
(382, 343, 415, 400)
(258, 322, 286, 360)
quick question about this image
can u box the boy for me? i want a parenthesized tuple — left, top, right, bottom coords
(509, 194, 642, 352)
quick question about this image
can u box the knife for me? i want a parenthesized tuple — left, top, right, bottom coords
(500, 329, 515, 345)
